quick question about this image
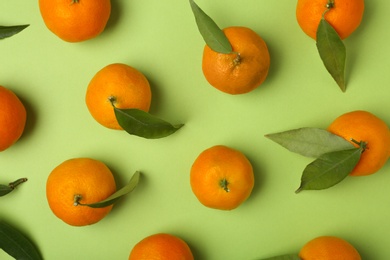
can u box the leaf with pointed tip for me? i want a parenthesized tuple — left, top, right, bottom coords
(0, 221, 43, 260)
(189, 0, 232, 54)
(296, 147, 362, 192)
(316, 18, 346, 92)
(0, 25, 29, 40)
(114, 107, 183, 139)
(257, 254, 301, 260)
(83, 171, 141, 208)
(265, 127, 354, 158)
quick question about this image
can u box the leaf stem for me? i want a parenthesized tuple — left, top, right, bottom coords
(219, 178, 230, 192)
(326, 0, 335, 9)
(295, 186, 303, 194)
(322, 0, 335, 18)
(108, 96, 117, 107)
(73, 194, 96, 207)
(350, 139, 367, 153)
(73, 194, 83, 206)
(232, 52, 241, 66)
(8, 178, 28, 189)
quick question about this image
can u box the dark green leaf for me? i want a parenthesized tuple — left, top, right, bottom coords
(316, 18, 346, 92)
(0, 185, 13, 197)
(0, 178, 28, 197)
(0, 25, 29, 40)
(80, 171, 141, 208)
(0, 221, 42, 260)
(257, 254, 301, 260)
(296, 147, 363, 192)
(114, 107, 183, 139)
(265, 127, 354, 158)
(189, 0, 232, 54)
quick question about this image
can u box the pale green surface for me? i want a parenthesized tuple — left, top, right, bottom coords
(1, 0, 390, 259)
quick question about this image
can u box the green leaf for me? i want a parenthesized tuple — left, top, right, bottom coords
(257, 254, 301, 260)
(0, 185, 13, 197)
(189, 0, 232, 54)
(0, 178, 28, 197)
(0, 25, 29, 40)
(316, 18, 346, 92)
(0, 221, 42, 260)
(265, 127, 354, 158)
(296, 146, 363, 192)
(77, 171, 141, 208)
(114, 107, 183, 139)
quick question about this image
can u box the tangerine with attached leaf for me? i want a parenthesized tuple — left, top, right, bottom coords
(86, 63, 152, 130)
(46, 158, 116, 226)
(296, 0, 365, 40)
(327, 110, 390, 176)
(202, 26, 270, 94)
(299, 236, 361, 260)
(190, 145, 254, 210)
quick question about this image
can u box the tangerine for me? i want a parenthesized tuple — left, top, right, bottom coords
(39, 0, 111, 42)
(46, 158, 116, 226)
(0, 85, 26, 151)
(328, 110, 390, 176)
(190, 145, 254, 210)
(86, 63, 152, 130)
(299, 236, 361, 260)
(296, 0, 365, 40)
(128, 233, 194, 260)
(202, 26, 270, 95)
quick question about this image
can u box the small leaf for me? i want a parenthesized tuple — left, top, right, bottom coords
(316, 18, 346, 92)
(114, 107, 183, 139)
(265, 127, 354, 158)
(0, 221, 43, 260)
(189, 0, 232, 54)
(79, 171, 141, 208)
(0, 25, 29, 40)
(296, 147, 363, 192)
(257, 254, 301, 260)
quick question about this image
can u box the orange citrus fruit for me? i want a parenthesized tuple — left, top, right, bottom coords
(46, 158, 116, 226)
(190, 145, 254, 210)
(128, 233, 194, 260)
(328, 110, 390, 176)
(0, 85, 27, 152)
(202, 26, 270, 95)
(86, 63, 152, 130)
(296, 0, 365, 40)
(39, 0, 111, 42)
(299, 236, 361, 260)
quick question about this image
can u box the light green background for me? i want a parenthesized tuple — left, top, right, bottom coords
(1, 0, 389, 259)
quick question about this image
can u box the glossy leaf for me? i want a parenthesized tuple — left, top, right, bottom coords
(265, 127, 354, 158)
(78, 171, 141, 208)
(257, 254, 301, 260)
(114, 107, 183, 139)
(296, 147, 363, 193)
(316, 18, 346, 92)
(0, 178, 28, 197)
(0, 221, 42, 260)
(0, 25, 29, 40)
(189, 0, 232, 54)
